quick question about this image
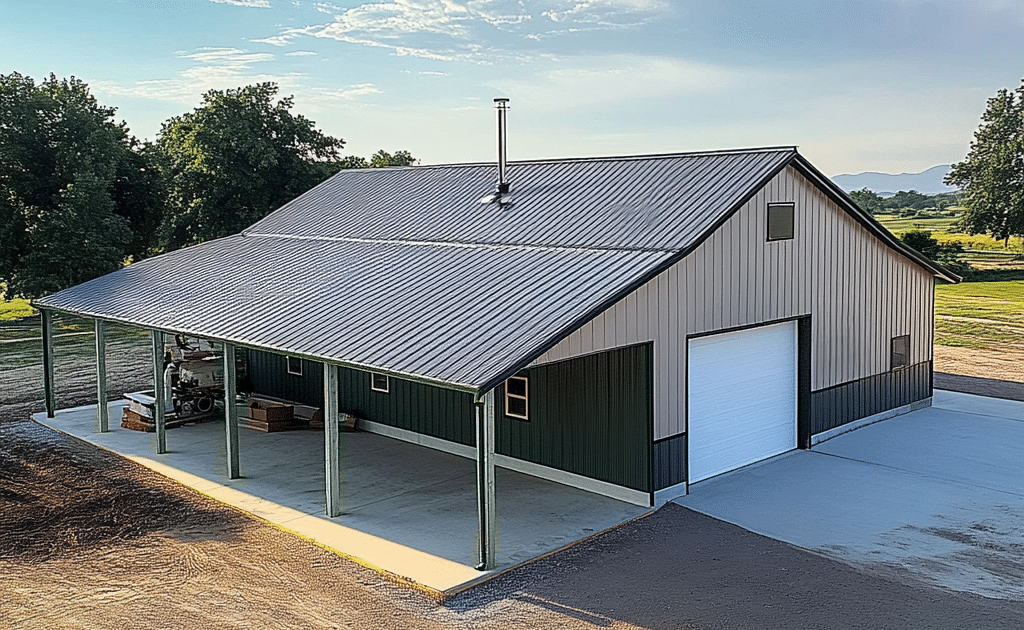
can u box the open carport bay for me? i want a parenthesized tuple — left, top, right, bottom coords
(32, 401, 648, 593)
(676, 390, 1024, 601)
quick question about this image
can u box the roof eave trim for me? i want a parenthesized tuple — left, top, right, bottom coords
(789, 155, 961, 284)
(28, 304, 481, 395)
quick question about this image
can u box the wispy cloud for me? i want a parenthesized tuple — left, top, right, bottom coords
(252, 0, 666, 63)
(252, 26, 316, 47)
(285, 50, 318, 56)
(542, 0, 667, 24)
(308, 83, 383, 102)
(208, 0, 271, 7)
(315, 2, 343, 14)
(92, 46, 379, 107)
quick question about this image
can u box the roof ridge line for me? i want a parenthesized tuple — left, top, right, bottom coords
(333, 146, 799, 172)
(243, 232, 675, 255)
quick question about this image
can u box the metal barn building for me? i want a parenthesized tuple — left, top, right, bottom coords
(33, 145, 957, 570)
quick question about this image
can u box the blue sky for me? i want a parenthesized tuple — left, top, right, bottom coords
(3, 0, 1023, 175)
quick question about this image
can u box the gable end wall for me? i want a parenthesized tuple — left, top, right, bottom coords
(531, 165, 935, 440)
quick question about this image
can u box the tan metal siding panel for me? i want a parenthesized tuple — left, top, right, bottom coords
(531, 165, 936, 440)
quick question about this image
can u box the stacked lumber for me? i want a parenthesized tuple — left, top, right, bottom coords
(120, 408, 189, 432)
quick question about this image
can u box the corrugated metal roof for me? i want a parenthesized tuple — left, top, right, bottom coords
(37, 146, 951, 393)
(244, 148, 796, 251)
(36, 233, 674, 391)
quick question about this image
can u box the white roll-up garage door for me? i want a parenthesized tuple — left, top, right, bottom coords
(687, 320, 797, 483)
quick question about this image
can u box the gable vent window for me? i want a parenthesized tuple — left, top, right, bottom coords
(891, 335, 910, 370)
(505, 376, 529, 421)
(286, 356, 303, 376)
(371, 373, 390, 393)
(767, 202, 795, 241)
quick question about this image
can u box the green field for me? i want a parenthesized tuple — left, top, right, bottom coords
(0, 298, 35, 322)
(874, 211, 1024, 275)
(934, 281, 1024, 349)
(873, 212, 961, 233)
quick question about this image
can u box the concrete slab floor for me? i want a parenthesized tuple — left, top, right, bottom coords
(676, 391, 1024, 602)
(33, 402, 649, 595)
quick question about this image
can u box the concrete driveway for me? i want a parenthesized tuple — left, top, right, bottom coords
(676, 390, 1024, 601)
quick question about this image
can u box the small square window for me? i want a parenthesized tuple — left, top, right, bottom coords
(891, 335, 910, 370)
(371, 373, 389, 393)
(767, 202, 795, 241)
(505, 376, 528, 421)
(286, 356, 303, 376)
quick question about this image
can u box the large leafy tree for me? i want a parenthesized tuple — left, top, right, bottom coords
(155, 83, 346, 248)
(945, 80, 1024, 247)
(848, 188, 884, 215)
(897, 228, 967, 274)
(0, 73, 158, 298)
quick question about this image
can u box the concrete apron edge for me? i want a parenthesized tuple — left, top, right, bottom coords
(438, 506, 659, 601)
(811, 397, 931, 446)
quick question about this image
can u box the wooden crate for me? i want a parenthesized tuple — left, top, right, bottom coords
(248, 401, 293, 423)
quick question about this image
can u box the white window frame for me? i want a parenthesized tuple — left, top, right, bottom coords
(286, 356, 303, 376)
(370, 373, 390, 393)
(505, 376, 529, 421)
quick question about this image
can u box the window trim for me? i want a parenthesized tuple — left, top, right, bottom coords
(370, 373, 390, 393)
(286, 356, 303, 376)
(767, 202, 795, 241)
(890, 335, 910, 370)
(504, 376, 529, 421)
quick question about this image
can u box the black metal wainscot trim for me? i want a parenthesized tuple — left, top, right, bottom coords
(652, 433, 687, 491)
(809, 360, 932, 435)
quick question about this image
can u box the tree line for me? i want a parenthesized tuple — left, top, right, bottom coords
(848, 189, 962, 216)
(0, 73, 416, 298)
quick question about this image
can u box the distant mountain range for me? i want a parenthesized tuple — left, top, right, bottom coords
(830, 165, 959, 197)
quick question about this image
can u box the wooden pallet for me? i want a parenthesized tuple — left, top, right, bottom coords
(120, 408, 191, 432)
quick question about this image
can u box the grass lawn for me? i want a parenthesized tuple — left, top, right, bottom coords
(0, 298, 36, 322)
(874, 212, 960, 233)
(934, 281, 1024, 349)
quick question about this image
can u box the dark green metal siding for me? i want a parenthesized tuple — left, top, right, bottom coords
(247, 349, 475, 446)
(247, 349, 324, 407)
(497, 343, 653, 492)
(652, 434, 686, 491)
(335, 366, 476, 446)
(810, 360, 932, 435)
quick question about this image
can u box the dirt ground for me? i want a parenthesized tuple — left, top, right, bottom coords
(2, 331, 1023, 629)
(934, 344, 1024, 383)
(934, 344, 1024, 402)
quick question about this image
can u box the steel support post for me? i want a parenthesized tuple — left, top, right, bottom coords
(475, 389, 497, 571)
(223, 343, 240, 479)
(94, 319, 109, 432)
(41, 310, 56, 418)
(150, 329, 167, 454)
(324, 363, 342, 517)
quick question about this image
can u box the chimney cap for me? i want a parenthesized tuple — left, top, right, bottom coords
(494, 97, 509, 104)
